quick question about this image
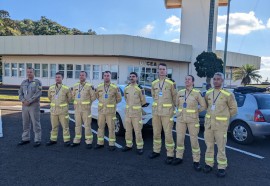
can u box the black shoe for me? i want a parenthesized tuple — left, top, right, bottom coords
(136, 149, 144, 155)
(33, 142, 41, 148)
(86, 144, 92, 149)
(172, 158, 183, 165)
(217, 169, 226, 178)
(17, 140, 30, 146)
(108, 146, 116, 151)
(94, 144, 104, 149)
(193, 162, 202, 171)
(46, 140, 57, 146)
(203, 165, 213, 173)
(165, 157, 174, 165)
(122, 146, 132, 152)
(64, 141, 71, 147)
(70, 143, 80, 147)
(148, 152, 160, 159)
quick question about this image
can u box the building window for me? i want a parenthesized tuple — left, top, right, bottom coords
(93, 65, 100, 80)
(50, 64, 56, 78)
(19, 63, 25, 77)
(84, 64, 91, 79)
(67, 64, 73, 79)
(75, 65, 82, 79)
(4, 63, 10, 77)
(34, 64, 40, 77)
(42, 64, 48, 78)
(11, 63, 17, 77)
(167, 69, 172, 79)
(111, 65, 118, 80)
(26, 63, 32, 69)
(58, 64, 65, 77)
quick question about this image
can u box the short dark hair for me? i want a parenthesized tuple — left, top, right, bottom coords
(27, 67, 35, 72)
(104, 71, 111, 74)
(80, 71, 88, 77)
(130, 72, 138, 77)
(187, 75, 195, 82)
(158, 63, 167, 68)
(55, 72, 64, 78)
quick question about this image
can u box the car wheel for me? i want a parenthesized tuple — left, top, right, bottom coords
(115, 113, 125, 136)
(230, 121, 254, 145)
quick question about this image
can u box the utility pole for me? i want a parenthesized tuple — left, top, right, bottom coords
(223, 0, 231, 75)
(207, 0, 216, 52)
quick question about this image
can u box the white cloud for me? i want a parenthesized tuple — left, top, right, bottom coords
(171, 38, 180, 43)
(259, 57, 270, 81)
(165, 15, 181, 33)
(216, 36, 223, 43)
(267, 18, 270, 28)
(218, 11, 266, 35)
(138, 24, 154, 37)
(99, 27, 107, 31)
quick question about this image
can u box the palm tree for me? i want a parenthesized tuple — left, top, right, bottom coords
(233, 64, 262, 86)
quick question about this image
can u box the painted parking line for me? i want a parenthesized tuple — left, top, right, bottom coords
(172, 130, 264, 159)
(0, 110, 3, 137)
(69, 117, 123, 149)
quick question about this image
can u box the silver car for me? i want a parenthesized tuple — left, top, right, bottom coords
(200, 92, 270, 144)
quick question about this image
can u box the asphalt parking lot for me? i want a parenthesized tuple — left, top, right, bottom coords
(0, 104, 270, 186)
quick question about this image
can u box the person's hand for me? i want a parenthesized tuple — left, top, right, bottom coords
(23, 101, 30, 106)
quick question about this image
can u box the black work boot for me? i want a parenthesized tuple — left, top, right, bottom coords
(33, 142, 41, 148)
(193, 162, 202, 171)
(86, 144, 92, 149)
(136, 149, 144, 155)
(94, 144, 104, 149)
(203, 165, 213, 173)
(217, 169, 226, 178)
(64, 141, 71, 147)
(108, 145, 116, 151)
(17, 140, 30, 146)
(148, 152, 160, 159)
(46, 140, 57, 146)
(165, 157, 174, 165)
(122, 146, 132, 152)
(172, 158, 183, 165)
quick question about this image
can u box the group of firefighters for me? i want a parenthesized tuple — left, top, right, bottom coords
(18, 63, 237, 178)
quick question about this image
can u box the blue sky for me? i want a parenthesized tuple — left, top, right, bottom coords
(1, 0, 270, 80)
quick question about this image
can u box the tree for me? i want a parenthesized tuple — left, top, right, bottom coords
(194, 51, 223, 89)
(233, 64, 262, 86)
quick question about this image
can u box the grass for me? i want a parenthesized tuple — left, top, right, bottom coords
(0, 95, 50, 103)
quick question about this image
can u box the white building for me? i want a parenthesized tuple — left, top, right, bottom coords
(0, 35, 260, 88)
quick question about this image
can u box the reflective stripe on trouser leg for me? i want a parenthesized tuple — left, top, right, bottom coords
(204, 127, 215, 167)
(125, 117, 133, 147)
(83, 112, 93, 144)
(29, 104, 42, 142)
(97, 114, 106, 145)
(215, 130, 228, 169)
(153, 115, 162, 153)
(132, 117, 144, 149)
(176, 122, 187, 159)
(59, 114, 70, 142)
(162, 116, 175, 157)
(50, 114, 59, 141)
(107, 115, 116, 146)
(187, 123, 201, 162)
(22, 106, 31, 141)
(73, 111, 82, 144)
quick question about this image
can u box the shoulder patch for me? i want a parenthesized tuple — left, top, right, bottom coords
(206, 88, 214, 94)
(179, 89, 186, 93)
(165, 79, 174, 85)
(221, 89, 231, 96)
(62, 85, 69, 89)
(98, 83, 104, 87)
(73, 82, 80, 87)
(110, 84, 117, 89)
(152, 79, 159, 85)
(192, 89, 200, 93)
(49, 84, 55, 89)
(135, 86, 141, 92)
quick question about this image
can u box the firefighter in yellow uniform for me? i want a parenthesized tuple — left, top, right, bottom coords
(95, 71, 122, 151)
(46, 72, 72, 147)
(149, 63, 177, 164)
(174, 75, 207, 170)
(203, 72, 237, 177)
(122, 72, 147, 155)
(70, 71, 96, 149)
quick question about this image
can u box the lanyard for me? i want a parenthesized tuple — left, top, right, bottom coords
(55, 84, 62, 95)
(78, 83, 86, 93)
(213, 90, 222, 105)
(184, 89, 193, 102)
(104, 83, 110, 94)
(159, 79, 165, 91)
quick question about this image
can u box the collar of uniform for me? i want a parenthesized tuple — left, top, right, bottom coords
(129, 83, 137, 86)
(27, 78, 34, 83)
(55, 83, 62, 88)
(186, 86, 193, 92)
(214, 87, 222, 91)
(79, 81, 86, 85)
(159, 76, 166, 81)
(104, 82, 111, 86)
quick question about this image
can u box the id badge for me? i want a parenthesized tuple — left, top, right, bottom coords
(54, 94, 58, 99)
(104, 94, 108, 99)
(183, 102, 187, 108)
(159, 91, 163, 97)
(77, 93, 81, 99)
(211, 104, 216, 111)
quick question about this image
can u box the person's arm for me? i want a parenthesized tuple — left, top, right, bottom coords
(175, 91, 180, 108)
(198, 91, 207, 113)
(140, 88, 147, 106)
(18, 82, 26, 102)
(228, 93, 238, 117)
(28, 81, 42, 104)
(171, 82, 177, 107)
(116, 87, 122, 104)
(67, 88, 72, 103)
(90, 85, 97, 103)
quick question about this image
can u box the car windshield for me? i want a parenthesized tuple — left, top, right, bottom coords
(254, 94, 270, 109)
